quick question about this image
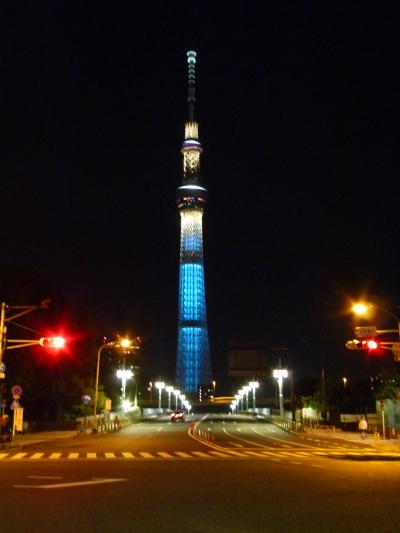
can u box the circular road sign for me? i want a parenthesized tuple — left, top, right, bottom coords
(11, 385, 23, 397)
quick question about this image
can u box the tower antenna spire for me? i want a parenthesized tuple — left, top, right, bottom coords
(187, 50, 197, 121)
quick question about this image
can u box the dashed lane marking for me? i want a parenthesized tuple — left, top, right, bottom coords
(11, 453, 28, 460)
(68, 453, 79, 459)
(105, 453, 116, 459)
(121, 452, 135, 459)
(87, 453, 97, 459)
(157, 452, 174, 459)
(139, 452, 154, 459)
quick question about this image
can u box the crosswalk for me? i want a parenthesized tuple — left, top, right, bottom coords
(0, 446, 399, 462)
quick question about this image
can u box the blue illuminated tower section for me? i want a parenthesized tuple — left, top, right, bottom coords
(176, 51, 211, 393)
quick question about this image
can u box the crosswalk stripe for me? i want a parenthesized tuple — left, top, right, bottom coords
(174, 451, 192, 458)
(139, 452, 154, 458)
(157, 452, 174, 458)
(224, 450, 249, 457)
(105, 453, 116, 459)
(11, 453, 27, 460)
(0, 453, 9, 459)
(243, 451, 266, 457)
(191, 451, 210, 458)
(209, 451, 231, 457)
(30, 453, 45, 459)
(68, 453, 79, 459)
(49, 453, 62, 459)
(87, 453, 97, 459)
(122, 452, 135, 459)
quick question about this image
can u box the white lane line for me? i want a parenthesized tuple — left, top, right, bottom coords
(30, 453, 45, 460)
(49, 453, 62, 460)
(14, 478, 127, 490)
(157, 452, 174, 458)
(11, 453, 28, 460)
(122, 452, 135, 459)
(290, 461, 302, 465)
(87, 453, 97, 459)
(68, 453, 79, 459)
(0, 453, 9, 459)
(311, 464, 326, 469)
(104, 453, 116, 459)
(139, 452, 154, 458)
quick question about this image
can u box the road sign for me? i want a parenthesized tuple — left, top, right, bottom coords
(11, 385, 23, 397)
(14, 407, 23, 432)
(10, 399, 19, 410)
(355, 326, 377, 338)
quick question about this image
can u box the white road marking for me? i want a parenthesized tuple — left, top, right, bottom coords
(49, 453, 62, 460)
(68, 453, 79, 459)
(104, 453, 116, 459)
(191, 451, 210, 458)
(14, 478, 127, 490)
(30, 453, 45, 460)
(11, 453, 27, 460)
(139, 452, 154, 458)
(86, 453, 97, 459)
(122, 452, 135, 459)
(175, 451, 192, 458)
(157, 452, 173, 458)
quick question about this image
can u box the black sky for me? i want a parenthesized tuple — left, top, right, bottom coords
(1, 2, 398, 387)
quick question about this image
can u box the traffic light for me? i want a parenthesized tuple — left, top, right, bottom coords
(39, 336, 66, 349)
(345, 338, 380, 352)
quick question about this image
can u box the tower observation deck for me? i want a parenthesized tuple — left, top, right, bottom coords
(176, 51, 212, 394)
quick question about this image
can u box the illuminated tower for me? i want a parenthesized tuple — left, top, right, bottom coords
(176, 50, 211, 393)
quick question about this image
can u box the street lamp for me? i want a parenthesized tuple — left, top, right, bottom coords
(93, 338, 137, 427)
(165, 385, 174, 410)
(249, 380, 259, 410)
(173, 389, 180, 410)
(155, 381, 165, 409)
(273, 369, 288, 418)
(116, 368, 134, 399)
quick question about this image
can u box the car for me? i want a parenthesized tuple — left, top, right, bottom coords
(170, 410, 185, 422)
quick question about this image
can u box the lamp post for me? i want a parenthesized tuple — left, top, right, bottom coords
(93, 338, 135, 427)
(155, 381, 165, 409)
(249, 380, 259, 410)
(243, 385, 250, 411)
(116, 368, 134, 399)
(165, 385, 173, 410)
(173, 389, 180, 410)
(273, 369, 288, 418)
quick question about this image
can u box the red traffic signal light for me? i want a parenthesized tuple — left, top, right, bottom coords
(366, 339, 379, 350)
(39, 336, 66, 349)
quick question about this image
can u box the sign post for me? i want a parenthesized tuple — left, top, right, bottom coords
(380, 399, 385, 439)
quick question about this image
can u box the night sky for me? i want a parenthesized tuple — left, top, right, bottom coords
(1, 2, 398, 390)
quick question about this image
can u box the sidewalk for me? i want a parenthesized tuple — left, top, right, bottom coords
(303, 426, 400, 449)
(0, 430, 77, 448)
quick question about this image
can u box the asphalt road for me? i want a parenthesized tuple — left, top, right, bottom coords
(1, 415, 400, 533)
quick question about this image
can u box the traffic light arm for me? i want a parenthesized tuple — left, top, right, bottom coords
(6, 339, 43, 350)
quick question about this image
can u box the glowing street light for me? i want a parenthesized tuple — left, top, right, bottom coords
(155, 381, 165, 409)
(248, 380, 259, 410)
(93, 337, 137, 426)
(173, 389, 180, 410)
(273, 369, 288, 418)
(116, 368, 134, 399)
(165, 385, 174, 410)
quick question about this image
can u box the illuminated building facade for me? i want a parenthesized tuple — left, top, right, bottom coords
(176, 51, 211, 393)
